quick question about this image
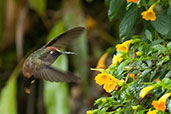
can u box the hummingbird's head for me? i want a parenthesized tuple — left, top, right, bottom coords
(47, 47, 76, 55)
(47, 47, 61, 55)
(39, 47, 62, 65)
(40, 46, 76, 65)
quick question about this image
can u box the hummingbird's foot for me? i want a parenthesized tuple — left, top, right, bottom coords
(25, 88, 31, 94)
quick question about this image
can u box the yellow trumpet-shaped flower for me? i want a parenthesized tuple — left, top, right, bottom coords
(112, 54, 123, 65)
(95, 72, 124, 93)
(116, 40, 133, 52)
(152, 93, 171, 112)
(146, 110, 158, 114)
(139, 86, 154, 98)
(141, 1, 160, 21)
(129, 73, 135, 78)
(103, 79, 118, 93)
(95, 72, 110, 85)
(96, 53, 109, 69)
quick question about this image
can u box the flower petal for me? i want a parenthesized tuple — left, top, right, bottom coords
(139, 86, 154, 98)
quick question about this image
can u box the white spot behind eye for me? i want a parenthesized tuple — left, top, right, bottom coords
(50, 51, 55, 54)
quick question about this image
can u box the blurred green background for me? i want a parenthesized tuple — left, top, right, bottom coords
(0, 0, 117, 114)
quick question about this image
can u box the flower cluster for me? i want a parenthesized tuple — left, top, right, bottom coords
(126, 0, 160, 21)
(112, 40, 132, 65)
(93, 40, 133, 93)
(140, 85, 171, 113)
(88, 37, 171, 114)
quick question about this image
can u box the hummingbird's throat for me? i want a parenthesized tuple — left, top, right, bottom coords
(47, 47, 61, 52)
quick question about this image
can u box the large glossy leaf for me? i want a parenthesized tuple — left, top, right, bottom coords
(0, 63, 21, 114)
(119, 6, 137, 39)
(108, 0, 123, 21)
(145, 29, 152, 41)
(151, 14, 171, 36)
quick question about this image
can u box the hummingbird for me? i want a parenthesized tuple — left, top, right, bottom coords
(22, 27, 85, 94)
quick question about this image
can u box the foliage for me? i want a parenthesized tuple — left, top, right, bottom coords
(88, 0, 171, 114)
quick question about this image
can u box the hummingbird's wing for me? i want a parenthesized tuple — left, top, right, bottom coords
(44, 27, 85, 48)
(34, 66, 80, 82)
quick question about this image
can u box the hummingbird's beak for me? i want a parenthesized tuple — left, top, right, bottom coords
(61, 51, 77, 55)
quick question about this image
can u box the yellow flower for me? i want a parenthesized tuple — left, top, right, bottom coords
(152, 93, 171, 112)
(146, 110, 158, 114)
(95, 72, 124, 93)
(96, 53, 109, 69)
(136, 51, 142, 56)
(127, 0, 139, 3)
(116, 40, 133, 52)
(86, 110, 93, 114)
(139, 86, 154, 98)
(129, 73, 135, 78)
(95, 72, 110, 85)
(103, 75, 123, 93)
(141, 8, 156, 21)
(103, 79, 118, 93)
(132, 106, 138, 110)
(112, 54, 123, 65)
(85, 16, 96, 29)
(141, 1, 160, 21)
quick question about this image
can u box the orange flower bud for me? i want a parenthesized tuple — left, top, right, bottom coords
(96, 53, 109, 69)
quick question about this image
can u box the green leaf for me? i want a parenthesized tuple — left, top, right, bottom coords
(0, 63, 20, 114)
(161, 78, 170, 85)
(149, 39, 164, 46)
(165, 70, 171, 78)
(44, 82, 69, 114)
(119, 6, 137, 39)
(152, 44, 167, 54)
(140, 69, 151, 77)
(168, 99, 171, 113)
(146, 59, 152, 67)
(145, 29, 152, 41)
(151, 14, 171, 35)
(108, 0, 123, 21)
(126, 2, 133, 10)
(167, 41, 171, 50)
(167, 7, 171, 16)
(28, 0, 46, 16)
(117, 60, 130, 76)
(165, 31, 171, 39)
(158, 56, 170, 66)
